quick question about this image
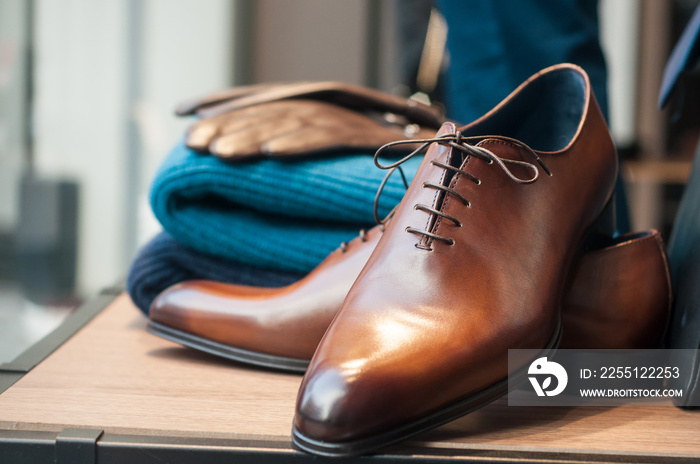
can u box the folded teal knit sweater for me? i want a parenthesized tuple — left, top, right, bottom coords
(150, 142, 421, 272)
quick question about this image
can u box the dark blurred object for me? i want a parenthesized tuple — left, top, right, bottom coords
(664, 1, 700, 157)
(0, 232, 13, 281)
(658, 1, 700, 109)
(666, 133, 700, 407)
(661, 2, 700, 408)
(14, 174, 79, 304)
(395, 0, 445, 105)
(435, 0, 608, 122)
(432, 0, 630, 234)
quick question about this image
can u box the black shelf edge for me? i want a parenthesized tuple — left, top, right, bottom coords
(1, 428, 698, 464)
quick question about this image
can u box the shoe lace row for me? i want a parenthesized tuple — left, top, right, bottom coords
(341, 131, 551, 253)
(370, 131, 552, 247)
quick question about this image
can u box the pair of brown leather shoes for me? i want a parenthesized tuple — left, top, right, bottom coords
(150, 226, 670, 371)
(149, 64, 672, 457)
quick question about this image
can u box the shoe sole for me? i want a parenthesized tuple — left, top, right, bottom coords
(291, 317, 562, 458)
(147, 321, 309, 373)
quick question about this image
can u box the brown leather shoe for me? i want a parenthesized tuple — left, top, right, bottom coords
(148, 227, 671, 372)
(149, 225, 384, 372)
(292, 64, 618, 456)
(561, 230, 671, 349)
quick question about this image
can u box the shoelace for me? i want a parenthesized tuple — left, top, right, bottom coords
(339, 224, 386, 253)
(372, 131, 552, 246)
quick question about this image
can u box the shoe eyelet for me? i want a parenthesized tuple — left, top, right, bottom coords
(486, 159, 493, 165)
(448, 239, 456, 246)
(475, 179, 482, 185)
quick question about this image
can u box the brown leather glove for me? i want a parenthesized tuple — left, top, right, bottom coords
(177, 81, 447, 161)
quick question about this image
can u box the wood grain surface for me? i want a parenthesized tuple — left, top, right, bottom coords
(0, 293, 699, 459)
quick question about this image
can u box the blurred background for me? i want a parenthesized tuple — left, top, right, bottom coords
(1, 0, 699, 361)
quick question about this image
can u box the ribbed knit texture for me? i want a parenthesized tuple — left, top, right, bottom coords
(150, 142, 422, 272)
(126, 231, 305, 315)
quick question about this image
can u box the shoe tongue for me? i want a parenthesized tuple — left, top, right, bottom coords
(430, 122, 461, 190)
(412, 124, 459, 241)
(434, 121, 457, 138)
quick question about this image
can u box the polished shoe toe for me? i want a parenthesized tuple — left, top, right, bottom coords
(293, 363, 423, 455)
(294, 366, 359, 442)
(148, 280, 317, 371)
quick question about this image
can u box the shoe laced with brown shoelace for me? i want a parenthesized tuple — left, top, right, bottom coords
(344, 131, 551, 253)
(372, 131, 552, 248)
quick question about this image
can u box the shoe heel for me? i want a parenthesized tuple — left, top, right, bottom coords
(581, 194, 616, 251)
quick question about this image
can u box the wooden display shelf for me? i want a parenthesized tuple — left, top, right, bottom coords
(623, 160, 693, 185)
(1, 292, 699, 463)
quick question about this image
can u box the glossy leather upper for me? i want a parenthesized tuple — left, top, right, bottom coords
(561, 230, 671, 349)
(150, 227, 671, 362)
(150, 226, 381, 360)
(294, 64, 619, 443)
